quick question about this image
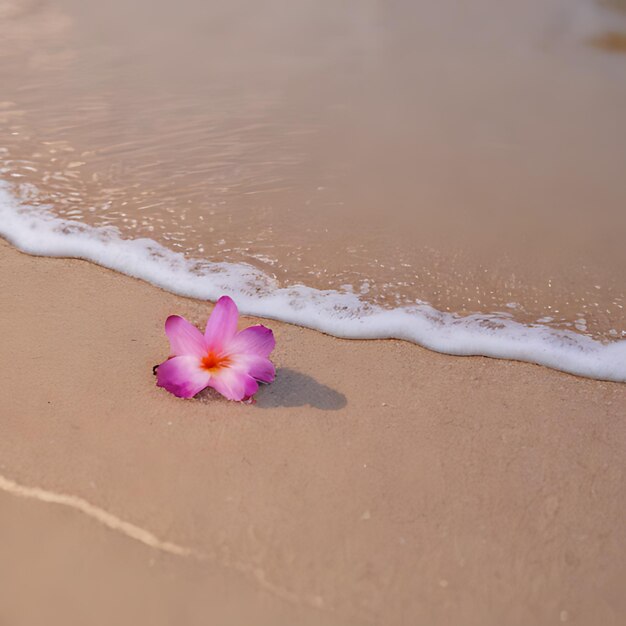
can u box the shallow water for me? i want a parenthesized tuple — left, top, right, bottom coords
(1, 0, 626, 377)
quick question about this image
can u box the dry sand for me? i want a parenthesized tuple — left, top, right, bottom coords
(0, 238, 625, 626)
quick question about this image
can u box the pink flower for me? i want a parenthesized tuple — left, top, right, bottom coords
(156, 296, 275, 401)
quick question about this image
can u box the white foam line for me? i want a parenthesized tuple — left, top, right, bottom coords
(0, 473, 200, 558)
(1, 181, 625, 382)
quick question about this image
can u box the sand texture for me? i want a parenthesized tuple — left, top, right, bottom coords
(0, 239, 625, 626)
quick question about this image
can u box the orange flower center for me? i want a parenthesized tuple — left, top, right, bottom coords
(201, 351, 232, 373)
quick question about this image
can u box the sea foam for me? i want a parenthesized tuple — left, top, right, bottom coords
(1, 181, 625, 382)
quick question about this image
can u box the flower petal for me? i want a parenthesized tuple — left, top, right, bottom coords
(165, 315, 207, 357)
(230, 325, 275, 358)
(205, 296, 239, 352)
(156, 356, 210, 398)
(234, 354, 275, 383)
(208, 367, 259, 401)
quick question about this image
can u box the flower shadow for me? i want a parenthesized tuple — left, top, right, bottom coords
(254, 368, 347, 411)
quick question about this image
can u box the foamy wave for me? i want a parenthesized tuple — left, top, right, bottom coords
(1, 181, 625, 382)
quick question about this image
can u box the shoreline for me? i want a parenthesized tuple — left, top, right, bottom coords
(1, 238, 625, 625)
(2, 185, 626, 383)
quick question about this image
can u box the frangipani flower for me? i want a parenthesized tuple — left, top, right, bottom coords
(156, 296, 275, 401)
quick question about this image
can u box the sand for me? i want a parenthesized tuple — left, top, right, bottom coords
(0, 238, 624, 625)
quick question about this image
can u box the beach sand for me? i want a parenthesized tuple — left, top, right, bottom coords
(0, 239, 625, 625)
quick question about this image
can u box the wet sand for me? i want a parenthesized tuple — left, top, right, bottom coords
(1, 239, 625, 626)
